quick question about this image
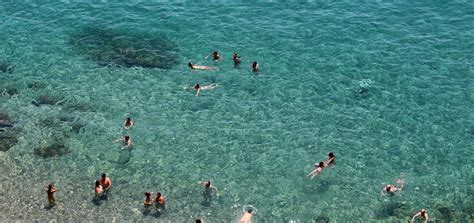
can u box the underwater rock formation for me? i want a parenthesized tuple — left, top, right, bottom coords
(32, 95, 65, 106)
(437, 206, 455, 221)
(374, 202, 410, 219)
(69, 26, 180, 69)
(0, 62, 14, 74)
(314, 214, 330, 223)
(27, 82, 47, 90)
(34, 142, 70, 158)
(0, 112, 17, 151)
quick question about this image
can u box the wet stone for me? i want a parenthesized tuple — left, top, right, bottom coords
(69, 26, 180, 69)
(34, 142, 71, 158)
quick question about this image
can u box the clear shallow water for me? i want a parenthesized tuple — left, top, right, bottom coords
(0, 2, 473, 222)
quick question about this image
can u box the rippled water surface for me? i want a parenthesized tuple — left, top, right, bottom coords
(0, 2, 473, 222)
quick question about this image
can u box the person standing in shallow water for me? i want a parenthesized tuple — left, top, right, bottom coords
(154, 192, 166, 210)
(45, 184, 57, 207)
(144, 192, 153, 208)
(99, 173, 112, 193)
(251, 61, 259, 73)
(411, 209, 429, 223)
(233, 53, 241, 68)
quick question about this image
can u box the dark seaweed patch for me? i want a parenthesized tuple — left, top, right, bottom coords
(0, 62, 14, 74)
(69, 26, 180, 69)
(34, 142, 71, 158)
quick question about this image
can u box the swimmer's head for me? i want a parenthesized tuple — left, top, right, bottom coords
(95, 180, 100, 187)
(248, 209, 253, 213)
(48, 184, 53, 191)
(328, 152, 334, 158)
(101, 173, 106, 178)
(144, 192, 152, 197)
(252, 61, 258, 67)
(124, 135, 130, 141)
(194, 84, 200, 90)
(319, 161, 324, 167)
(213, 51, 218, 56)
(204, 181, 211, 187)
(196, 220, 202, 223)
(421, 209, 426, 213)
(385, 185, 391, 191)
(188, 62, 193, 68)
(126, 117, 131, 122)
(156, 192, 161, 197)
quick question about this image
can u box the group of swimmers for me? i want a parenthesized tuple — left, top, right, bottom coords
(44, 117, 427, 222)
(188, 51, 259, 97)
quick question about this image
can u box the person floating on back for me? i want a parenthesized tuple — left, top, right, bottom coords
(239, 209, 254, 223)
(154, 192, 166, 210)
(382, 179, 404, 196)
(188, 62, 218, 71)
(45, 184, 57, 207)
(307, 161, 325, 179)
(194, 83, 219, 96)
(113, 135, 132, 149)
(251, 61, 259, 73)
(124, 117, 134, 130)
(411, 209, 429, 223)
(144, 192, 153, 208)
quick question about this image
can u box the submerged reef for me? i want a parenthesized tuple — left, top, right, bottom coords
(0, 62, 14, 74)
(374, 201, 410, 219)
(34, 142, 70, 158)
(69, 26, 180, 69)
(0, 112, 17, 152)
(32, 95, 65, 106)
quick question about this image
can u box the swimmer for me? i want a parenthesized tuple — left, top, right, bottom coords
(154, 192, 166, 210)
(124, 117, 134, 130)
(240, 210, 253, 223)
(205, 51, 222, 61)
(144, 192, 153, 207)
(198, 180, 219, 196)
(307, 161, 325, 179)
(411, 209, 429, 223)
(188, 62, 218, 71)
(325, 152, 336, 166)
(94, 180, 104, 198)
(251, 61, 259, 73)
(382, 179, 404, 196)
(194, 83, 218, 96)
(45, 184, 57, 207)
(233, 53, 241, 67)
(113, 135, 132, 149)
(195, 219, 203, 223)
(99, 173, 112, 192)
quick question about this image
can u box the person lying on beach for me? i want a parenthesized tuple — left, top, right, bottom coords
(95, 180, 104, 198)
(307, 161, 325, 179)
(99, 173, 112, 192)
(124, 117, 134, 130)
(325, 152, 336, 166)
(411, 209, 429, 223)
(382, 179, 404, 196)
(205, 51, 222, 61)
(251, 61, 259, 73)
(198, 181, 219, 196)
(188, 62, 218, 71)
(239, 209, 254, 223)
(144, 192, 153, 207)
(194, 83, 218, 96)
(113, 135, 132, 149)
(45, 184, 57, 207)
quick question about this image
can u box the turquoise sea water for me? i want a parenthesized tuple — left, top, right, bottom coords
(0, 2, 473, 222)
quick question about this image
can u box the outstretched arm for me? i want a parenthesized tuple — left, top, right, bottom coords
(195, 88, 201, 97)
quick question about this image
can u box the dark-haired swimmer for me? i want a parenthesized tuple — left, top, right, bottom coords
(205, 51, 222, 61)
(45, 184, 57, 207)
(154, 192, 166, 210)
(325, 152, 335, 166)
(382, 179, 404, 196)
(233, 53, 241, 68)
(307, 161, 325, 179)
(124, 117, 134, 130)
(95, 180, 103, 198)
(99, 173, 112, 192)
(144, 192, 153, 207)
(240, 209, 253, 223)
(113, 135, 132, 149)
(251, 61, 259, 73)
(198, 180, 219, 196)
(411, 209, 429, 223)
(188, 62, 218, 71)
(194, 83, 218, 96)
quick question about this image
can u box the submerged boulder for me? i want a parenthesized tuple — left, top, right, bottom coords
(69, 26, 180, 69)
(34, 142, 70, 158)
(0, 131, 17, 152)
(32, 95, 65, 106)
(0, 63, 14, 74)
